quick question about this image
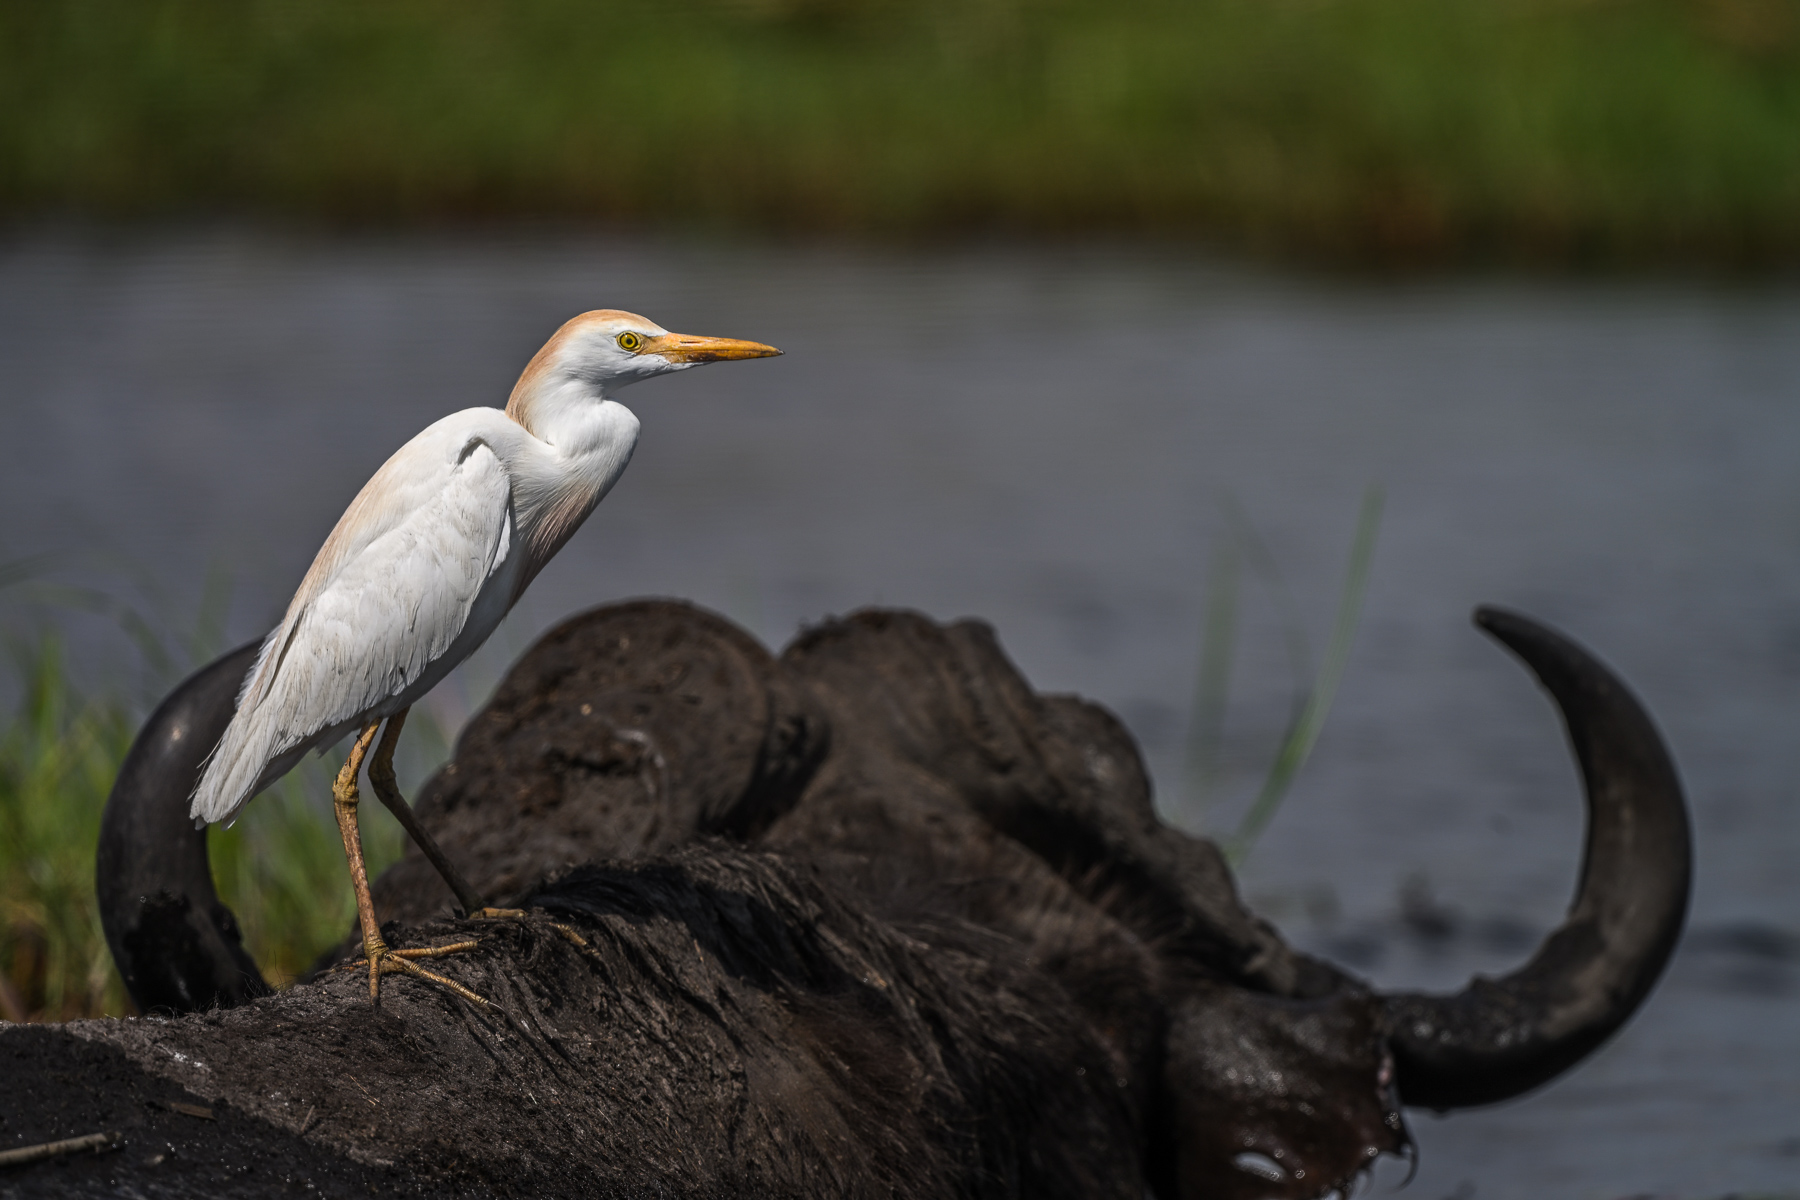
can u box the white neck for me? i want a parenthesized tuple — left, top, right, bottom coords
(497, 379, 641, 600)
(512, 378, 621, 452)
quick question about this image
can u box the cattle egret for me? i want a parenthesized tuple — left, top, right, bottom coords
(189, 310, 780, 1005)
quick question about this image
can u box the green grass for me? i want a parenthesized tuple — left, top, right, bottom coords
(0, 638, 415, 1019)
(1, 0, 1798, 265)
(0, 642, 135, 1021)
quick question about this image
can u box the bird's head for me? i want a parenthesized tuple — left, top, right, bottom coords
(507, 310, 781, 427)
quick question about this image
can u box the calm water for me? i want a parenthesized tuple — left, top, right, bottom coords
(3, 227, 1798, 1199)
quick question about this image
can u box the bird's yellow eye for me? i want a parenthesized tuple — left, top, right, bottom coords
(617, 331, 643, 353)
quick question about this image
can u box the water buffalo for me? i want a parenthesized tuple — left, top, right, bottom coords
(51, 600, 1686, 1198)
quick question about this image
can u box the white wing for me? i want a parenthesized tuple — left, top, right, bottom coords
(191, 416, 516, 825)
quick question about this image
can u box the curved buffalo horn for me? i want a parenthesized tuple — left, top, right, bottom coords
(96, 641, 271, 1013)
(1386, 606, 1691, 1110)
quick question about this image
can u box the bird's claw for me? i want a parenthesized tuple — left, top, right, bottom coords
(334, 938, 480, 969)
(371, 948, 492, 1010)
(388, 939, 481, 959)
(339, 940, 492, 1010)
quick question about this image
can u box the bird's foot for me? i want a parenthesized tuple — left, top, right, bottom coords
(343, 940, 491, 1010)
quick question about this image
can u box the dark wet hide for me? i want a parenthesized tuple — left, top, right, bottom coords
(0, 1024, 433, 1199)
(367, 600, 830, 928)
(10, 850, 1146, 1199)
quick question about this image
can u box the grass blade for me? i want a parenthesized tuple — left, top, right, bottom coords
(1182, 534, 1240, 821)
(1226, 486, 1383, 865)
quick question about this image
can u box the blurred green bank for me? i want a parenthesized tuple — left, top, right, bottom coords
(2, 0, 1798, 265)
(0, 642, 409, 1020)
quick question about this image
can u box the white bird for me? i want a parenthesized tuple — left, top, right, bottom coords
(189, 310, 780, 1005)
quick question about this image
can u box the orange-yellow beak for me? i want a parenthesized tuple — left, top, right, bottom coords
(642, 332, 782, 364)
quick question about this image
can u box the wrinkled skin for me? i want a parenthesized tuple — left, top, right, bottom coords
(68, 599, 1687, 1199)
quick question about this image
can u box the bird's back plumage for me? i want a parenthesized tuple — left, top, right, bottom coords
(190, 410, 526, 826)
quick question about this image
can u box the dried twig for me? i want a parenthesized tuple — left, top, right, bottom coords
(0, 1131, 121, 1168)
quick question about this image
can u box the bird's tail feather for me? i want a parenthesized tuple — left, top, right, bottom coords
(188, 629, 283, 827)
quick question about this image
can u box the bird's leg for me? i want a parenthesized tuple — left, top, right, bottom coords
(365, 709, 494, 918)
(333, 721, 488, 1009)
(331, 722, 385, 996)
